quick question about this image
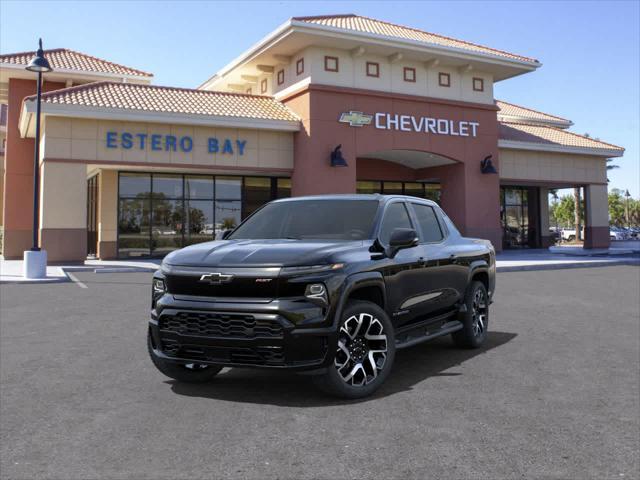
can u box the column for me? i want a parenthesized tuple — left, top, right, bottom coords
(539, 188, 552, 247)
(39, 161, 88, 262)
(98, 170, 118, 259)
(584, 184, 610, 249)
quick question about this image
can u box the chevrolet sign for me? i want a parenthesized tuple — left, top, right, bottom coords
(339, 111, 480, 137)
(338, 111, 374, 127)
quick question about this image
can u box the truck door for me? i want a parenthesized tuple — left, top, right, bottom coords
(407, 202, 462, 316)
(375, 201, 425, 327)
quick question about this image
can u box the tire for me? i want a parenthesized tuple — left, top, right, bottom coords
(452, 281, 489, 349)
(313, 300, 395, 399)
(147, 330, 223, 383)
(567, 235, 575, 242)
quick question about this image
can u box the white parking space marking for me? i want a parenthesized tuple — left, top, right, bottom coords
(66, 272, 88, 289)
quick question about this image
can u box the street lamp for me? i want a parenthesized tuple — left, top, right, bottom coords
(23, 39, 52, 279)
(625, 189, 631, 229)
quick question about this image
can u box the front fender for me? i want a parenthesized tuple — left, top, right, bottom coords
(332, 271, 386, 329)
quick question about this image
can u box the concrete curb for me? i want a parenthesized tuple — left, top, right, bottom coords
(497, 259, 640, 273)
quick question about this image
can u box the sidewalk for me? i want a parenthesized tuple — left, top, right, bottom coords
(496, 249, 639, 272)
(0, 257, 160, 284)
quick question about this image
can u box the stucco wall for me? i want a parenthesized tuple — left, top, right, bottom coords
(499, 148, 607, 184)
(273, 46, 494, 105)
(42, 117, 294, 171)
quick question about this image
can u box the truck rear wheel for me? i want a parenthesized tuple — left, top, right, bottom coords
(147, 331, 223, 383)
(313, 300, 395, 399)
(452, 281, 489, 349)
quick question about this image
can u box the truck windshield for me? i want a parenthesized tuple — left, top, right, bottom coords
(228, 199, 379, 241)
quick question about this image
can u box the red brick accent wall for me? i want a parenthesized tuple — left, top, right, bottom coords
(2, 78, 66, 259)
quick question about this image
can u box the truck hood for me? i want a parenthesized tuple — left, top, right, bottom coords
(163, 239, 365, 267)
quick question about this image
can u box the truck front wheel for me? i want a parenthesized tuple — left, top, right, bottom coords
(313, 300, 396, 399)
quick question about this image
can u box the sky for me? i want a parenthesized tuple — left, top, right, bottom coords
(1, 0, 638, 197)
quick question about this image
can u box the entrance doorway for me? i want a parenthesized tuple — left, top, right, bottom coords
(87, 175, 99, 257)
(500, 186, 540, 249)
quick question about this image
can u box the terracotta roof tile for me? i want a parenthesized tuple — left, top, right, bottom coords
(27, 81, 299, 122)
(293, 14, 538, 64)
(496, 100, 571, 126)
(0, 48, 152, 77)
(499, 122, 623, 153)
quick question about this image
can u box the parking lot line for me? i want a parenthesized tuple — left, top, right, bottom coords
(66, 272, 88, 289)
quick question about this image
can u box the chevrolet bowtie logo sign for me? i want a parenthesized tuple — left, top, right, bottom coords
(199, 273, 234, 284)
(338, 111, 373, 127)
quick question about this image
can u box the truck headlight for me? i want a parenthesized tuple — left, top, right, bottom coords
(153, 278, 165, 295)
(305, 283, 328, 307)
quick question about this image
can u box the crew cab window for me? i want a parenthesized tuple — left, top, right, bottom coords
(379, 202, 413, 245)
(412, 203, 444, 243)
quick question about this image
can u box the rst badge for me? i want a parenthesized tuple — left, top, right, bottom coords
(199, 273, 234, 284)
(338, 111, 373, 127)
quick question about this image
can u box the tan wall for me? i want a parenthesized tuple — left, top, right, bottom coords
(585, 184, 609, 228)
(272, 46, 494, 104)
(40, 162, 86, 229)
(499, 149, 607, 184)
(98, 169, 118, 243)
(39, 161, 87, 261)
(42, 117, 294, 171)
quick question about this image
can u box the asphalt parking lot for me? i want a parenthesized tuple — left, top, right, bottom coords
(1, 266, 639, 480)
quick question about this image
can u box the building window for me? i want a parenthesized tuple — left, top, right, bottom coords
(324, 55, 339, 72)
(245, 87, 252, 94)
(260, 78, 268, 94)
(296, 58, 304, 75)
(366, 62, 379, 78)
(473, 77, 484, 92)
(403, 67, 416, 82)
(277, 69, 284, 85)
(117, 173, 290, 258)
(438, 72, 450, 87)
(356, 180, 441, 204)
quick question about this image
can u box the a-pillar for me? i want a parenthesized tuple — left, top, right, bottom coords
(539, 188, 553, 247)
(584, 184, 610, 249)
(39, 161, 87, 262)
(98, 170, 118, 259)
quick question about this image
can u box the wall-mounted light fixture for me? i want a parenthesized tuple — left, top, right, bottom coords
(330, 144, 348, 167)
(480, 155, 497, 174)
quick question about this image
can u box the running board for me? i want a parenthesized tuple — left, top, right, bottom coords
(395, 319, 463, 350)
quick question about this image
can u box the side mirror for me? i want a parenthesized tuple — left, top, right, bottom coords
(387, 228, 419, 257)
(217, 229, 233, 240)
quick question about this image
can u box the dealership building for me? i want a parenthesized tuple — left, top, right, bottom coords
(0, 14, 624, 261)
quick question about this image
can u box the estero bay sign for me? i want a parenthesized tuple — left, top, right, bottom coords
(105, 131, 248, 155)
(339, 111, 480, 137)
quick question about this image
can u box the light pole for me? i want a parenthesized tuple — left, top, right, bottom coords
(625, 189, 631, 230)
(23, 39, 52, 279)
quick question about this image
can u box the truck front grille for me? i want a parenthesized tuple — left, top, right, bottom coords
(159, 312, 284, 339)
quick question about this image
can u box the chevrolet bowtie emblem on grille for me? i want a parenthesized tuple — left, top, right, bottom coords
(199, 273, 234, 284)
(339, 111, 373, 127)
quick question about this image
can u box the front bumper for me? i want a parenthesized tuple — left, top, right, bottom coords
(149, 295, 337, 371)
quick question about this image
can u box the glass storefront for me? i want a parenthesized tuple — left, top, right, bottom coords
(500, 186, 539, 249)
(357, 180, 441, 203)
(117, 173, 290, 258)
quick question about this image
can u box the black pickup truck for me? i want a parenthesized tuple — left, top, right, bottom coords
(148, 195, 496, 398)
